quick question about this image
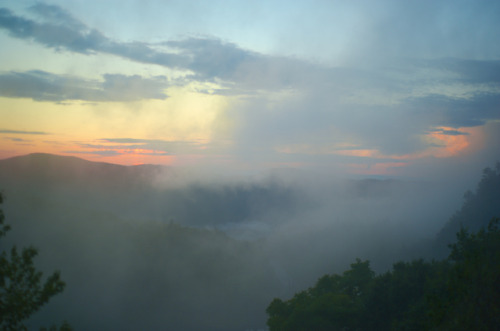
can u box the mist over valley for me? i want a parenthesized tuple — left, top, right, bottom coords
(1, 1, 500, 329)
(2, 153, 497, 330)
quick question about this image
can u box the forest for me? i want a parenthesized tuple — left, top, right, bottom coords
(0, 155, 499, 330)
(266, 163, 500, 330)
(266, 219, 500, 330)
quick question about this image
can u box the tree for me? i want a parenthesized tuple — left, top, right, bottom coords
(266, 259, 374, 331)
(266, 220, 500, 331)
(267, 164, 500, 330)
(434, 162, 500, 255)
(0, 193, 70, 330)
(429, 218, 500, 330)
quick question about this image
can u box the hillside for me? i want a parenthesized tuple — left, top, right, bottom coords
(0, 153, 167, 190)
(0, 153, 300, 227)
(0, 153, 480, 330)
(265, 163, 500, 330)
(432, 162, 500, 257)
(0, 154, 283, 330)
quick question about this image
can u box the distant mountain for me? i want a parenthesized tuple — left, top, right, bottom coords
(0, 153, 168, 190)
(3, 153, 493, 330)
(0, 153, 300, 228)
(0, 153, 291, 330)
(0, 178, 277, 331)
(0, 153, 180, 225)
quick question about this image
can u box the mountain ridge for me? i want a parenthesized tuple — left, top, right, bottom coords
(0, 153, 169, 190)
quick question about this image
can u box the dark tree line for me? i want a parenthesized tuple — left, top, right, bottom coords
(267, 163, 500, 330)
(435, 162, 500, 255)
(266, 218, 500, 330)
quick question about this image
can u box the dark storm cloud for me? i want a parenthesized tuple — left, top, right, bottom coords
(0, 70, 168, 102)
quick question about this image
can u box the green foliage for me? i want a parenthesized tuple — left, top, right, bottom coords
(363, 259, 442, 330)
(267, 218, 500, 331)
(435, 162, 500, 253)
(429, 218, 500, 330)
(0, 193, 69, 331)
(266, 259, 374, 331)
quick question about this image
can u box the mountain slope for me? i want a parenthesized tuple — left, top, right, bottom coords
(0, 153, 300, 227)
(432, 162, 500, 257)
(0, 153, 167, 190)
(0, 153, 285, 330)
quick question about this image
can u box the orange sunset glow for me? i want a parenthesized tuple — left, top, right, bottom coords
(0, 2, 499, 330)
(0, 1, 498, 177)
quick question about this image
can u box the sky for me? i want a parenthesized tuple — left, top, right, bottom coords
(0, 0, 499, 178)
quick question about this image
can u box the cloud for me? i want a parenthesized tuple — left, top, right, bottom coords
(101, 138, 206, 153)
(0, 6, 186, 66)
(15, 3, 176, 66)
(0, 7, 101, 54)
(0, 129, 49, 135)
(0, 70, 168, 102)
(3, 137, 30, 142)
(99, 138, 167, 144)
(164, 38, 260, 80)
(1, 3, 499, 171)
(63, 150, 122, 157)
(100, 74, 168, 101)
(29, 3, 86, 31)
(0, 5, 274, 86)
(72, 138, 209, 157)
(345, 0, 500, 63)
(430, 59, 500, 84)
(64, 148, 170, 157)
(429, 128, 469, 136)
(406, 93, 500, 128)
(2, 4, 497, 95)
(225, 61, 500, 166)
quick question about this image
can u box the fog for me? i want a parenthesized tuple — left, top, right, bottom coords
(1, 1, 499, 328)
(0, 153, 482, 330)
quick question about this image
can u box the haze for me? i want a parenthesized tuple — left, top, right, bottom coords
(0, 0, 499, 178)
(0, 153, 481, 330)
(0, 1, 499, 330)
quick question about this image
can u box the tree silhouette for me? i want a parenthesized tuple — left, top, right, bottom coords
(435, 162, 500, 255)
(266, 219, 500, 330)
(0, 192, 70, 330)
